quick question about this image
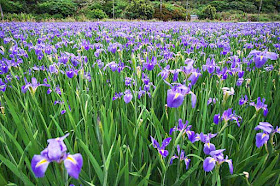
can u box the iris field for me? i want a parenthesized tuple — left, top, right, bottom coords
(0, 22, 280, 185)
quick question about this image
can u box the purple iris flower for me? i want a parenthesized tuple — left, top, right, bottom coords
(203, 149, 233, 174)
(199, 133, 217, 155)
(254, 122, 279, 148)
(143, 56, 157, 71)
(49, 64, 58, 74)
(22, 77, 50, 94)
(170, 145, 190, 170)
(188, 70, 201, 85)
(248, 50, 278, 68)
(58, 54, 69, 64)
(66, 70, 75, 78)
(31, 134, 83, 179)
(250, 97, 268, 116)
(169, 119, 188, 135)
(169, 119, 196, 143)
(207, 98, 217, 105)
(239, 95, 248, 105)
(103, 61, 118, 72)
(202, 58, 217, 74)
(236, 78, 244, 86)
(150, 136, 172, 158)
(158, 65, 170, 79)
(123, 90, 133, 104)
(0, 78, 6, 92)
(166, 83, 197, 108)
(167, 89, 185, 108)
(214, 108, 242, 126)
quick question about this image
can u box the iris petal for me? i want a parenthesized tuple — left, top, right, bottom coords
(31, 155, 50, 178)
(64, 154, 83, 179)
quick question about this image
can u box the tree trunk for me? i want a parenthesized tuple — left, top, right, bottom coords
(0, 4, 3, 21)
(258, 0, 263, 22)
(113, 0, 115, 19)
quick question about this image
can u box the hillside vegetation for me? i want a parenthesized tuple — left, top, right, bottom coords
(0, 0, 280, 22)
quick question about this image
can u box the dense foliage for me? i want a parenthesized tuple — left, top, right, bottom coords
(0, 21, 280, 185)
(125, 0, 154, 20)
(198, 5, 216, 20)
(0, 0, 279, 21)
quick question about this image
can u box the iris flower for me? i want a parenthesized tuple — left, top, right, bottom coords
(31, 134, 83, 179)
(169, 119, 196, 143)
(170, 145, 190, 170)
(214, 108, 242, 126)
(248, 50, 278, 68)
(166, 83, 197, 108)
(239, 95, 248, 105)
(203, 149, 233, 174)
(200, 133, 217, 155)
(143, 56, 157, 71)
(123, 90, 133, 103)
(150, 136, 172, 158)
(22, 77, 50, 94)
(254, 122, 280, 148)
(250, 97, 268, 116)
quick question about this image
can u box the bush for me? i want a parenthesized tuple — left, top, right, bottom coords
(209, 1, 229, 12)
(125, 0, 154, 20)
(229, 1, 257, 13)
(34, 13, 52, 22)
(248, 14, 258, 22)
(86, 9, 108, 19)
(52, 14, 64, 20)
(37, 0, 77, 17)
(199, 5, 216, 20)
(153, 3, 186, 21)
(2, 0, 24, 13)
(4, 13, 35, 21)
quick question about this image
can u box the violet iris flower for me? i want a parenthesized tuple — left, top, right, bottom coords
(169, 119, 188, 134)
(169, 119, 196, 143)
(207, 98, 217, 105)
(200, 133, 217, 155)
(239, 95, 248, 105)
(170, 145, 190, 170)
(150, 136, 172, 158)
(248, 50, 278, 68)
(166, 83, 197, 108)
(0, 78, 6, 92)
(214, 108, 242, 126)
(22, 77, 50, 94)
(203, 149, 233, 174)
(250, 97, 268, 116)
(31, 134, 83, 179)
(254, 122, 280, 148)
(143, 56, 157, 71)
(202, 58, 217, 74)
(123, 90, 133, 104)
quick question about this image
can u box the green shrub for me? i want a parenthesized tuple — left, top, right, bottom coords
(228, 1, 257, 13)
(52, 14, 64, 20)
(34, 13, 52, 22)
(2, 0, 24, 13)
(4, 13, 36, 21)
(86, 9, 108, 19)
(209, 1, 229, 12)
(248, 14, 258, 22)
(125, 0, 154, 20)
(199, 5, 216, 20)
(37, 0, 77, 17)
(153, 3, 186, 21)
